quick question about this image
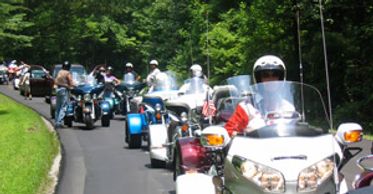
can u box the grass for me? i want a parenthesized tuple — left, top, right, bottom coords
(0, 93, 59, 194)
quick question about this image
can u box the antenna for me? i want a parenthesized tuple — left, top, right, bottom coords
(318, 0, 333, 129)
(295, 2, 306, 122)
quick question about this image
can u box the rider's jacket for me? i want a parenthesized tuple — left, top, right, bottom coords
(224, 100, 261, 137)
(224, 97, 295, 137)
(146, 68, 161, 87)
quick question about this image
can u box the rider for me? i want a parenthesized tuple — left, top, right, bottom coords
(94, 66, 106, 85)
(124, 62, 141, 81)
(146, 59, 161, 88)
(224, 55, 287, 136)
(104, 66, 121, 85)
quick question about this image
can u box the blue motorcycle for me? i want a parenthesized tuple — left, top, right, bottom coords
(64, 76, 111, 129)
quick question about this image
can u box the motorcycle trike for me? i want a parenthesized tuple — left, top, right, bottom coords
(64, 75, 111, 128)
(125, 72, 178, 149)
(176, 80, 363, 194)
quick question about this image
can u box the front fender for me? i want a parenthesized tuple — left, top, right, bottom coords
(149, 124, 168, 148)
(127, 113, 146, 135)
(176, 173, 215, 194)
(66, 102, 75, 116)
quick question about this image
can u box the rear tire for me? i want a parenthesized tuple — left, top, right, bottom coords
(151, 158, 165, 168)
(173, 147, 183, 181)
(128, 134, 142, 149)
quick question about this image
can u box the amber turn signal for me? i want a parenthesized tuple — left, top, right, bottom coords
(344, 130, 362, 143)
(204, 134, 224, 146)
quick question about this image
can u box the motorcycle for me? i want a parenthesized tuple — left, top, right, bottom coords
(350, 155, 373, 193)
(147, 77, 211, 174)
(101, 81, 122, 118)
(176, 80, 363, 194)
(118, 72, 146, 116)
(64, 75, 111, 129)
(125, 72, 177, 150)
(172, 75, 250, 180)
(0, 65, 8, 84)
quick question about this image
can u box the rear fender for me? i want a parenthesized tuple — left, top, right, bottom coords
(127, 113, 146, 135)
(176, 173, 215, 194)
(176, 137, 207, 173)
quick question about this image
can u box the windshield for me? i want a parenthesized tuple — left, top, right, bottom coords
(72, 73, 96, 85)
(245, 81, 330, 138)
(183, 77, 207, 95)
(214, 75, 252, 122)
(31, 70, 46, 79)
(53, 65, 86, 78)
(123, 72, 136, 84)
(153, 71, 179, 92)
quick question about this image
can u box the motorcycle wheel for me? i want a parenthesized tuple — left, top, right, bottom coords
(124, 120, 129, 143)
(128, 134, 142, 149)
(84, 115, 94, 129)
(64, 117, 73, 128)
(101, 115, 110, 127)
(173, 147, 183, 181)
(151, 158, 165, 168)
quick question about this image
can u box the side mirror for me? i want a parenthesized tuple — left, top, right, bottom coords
(200, 126, 231, 148)
(335, 122, 363, 145)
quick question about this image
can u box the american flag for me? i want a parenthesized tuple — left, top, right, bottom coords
(202, 99, 217, 117)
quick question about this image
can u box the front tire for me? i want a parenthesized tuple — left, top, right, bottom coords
(84, 115, 94, 129)
(173, 147, 183, 181)
(101, 115, 110, 127)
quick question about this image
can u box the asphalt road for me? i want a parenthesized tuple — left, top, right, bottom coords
(0, 84, 372, 193)
(0, 85, 175, 194)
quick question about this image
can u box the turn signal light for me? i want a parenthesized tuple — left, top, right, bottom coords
(203, 134, 224, 147)
(181, 124, 189, 132)
(155, 112, 162, 120)
(344, 130, 362, 143)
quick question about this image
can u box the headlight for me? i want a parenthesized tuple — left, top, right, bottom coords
(297, 158, 334, 192)
(232, 156, 285, 193)
(77, 95, 82, 101)
(84, 94, 91, 101)
(155, 103, 162, 111)
(201, 134, 224, 147)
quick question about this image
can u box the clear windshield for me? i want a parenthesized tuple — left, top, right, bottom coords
(123, 72, 136, 84)
(73, 73, 95, 85)
(214, 75, 252, 121)
(153, 71, 179, 92)
(246, 81, 330, 137)
(31, 70, 46, 79)
(183, 77, 207, 95)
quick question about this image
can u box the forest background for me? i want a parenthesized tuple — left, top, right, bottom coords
(0, 0, 372, 131)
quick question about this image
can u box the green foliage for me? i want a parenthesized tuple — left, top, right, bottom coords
(0, 0, 371, 130)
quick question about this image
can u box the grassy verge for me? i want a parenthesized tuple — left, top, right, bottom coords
(0, 93, 59, 194)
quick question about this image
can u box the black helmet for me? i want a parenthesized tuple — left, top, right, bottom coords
(62, 61, 71, 70)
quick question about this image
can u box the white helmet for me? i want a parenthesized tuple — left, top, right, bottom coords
(149, 59, 159, 66)
(253, 55, 286, 83)
(125, 62, 133, 68)
(190, 64, 203, 77)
